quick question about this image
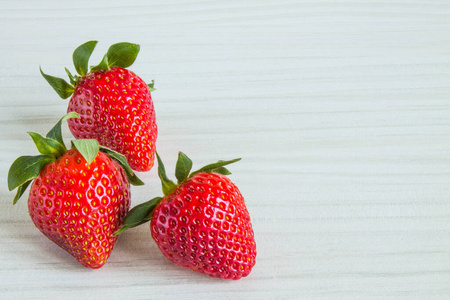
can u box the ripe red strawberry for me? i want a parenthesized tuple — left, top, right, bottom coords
(7, 113, 143, 269)
(40, 41, 157, 172)
(116, 152, 257, 279)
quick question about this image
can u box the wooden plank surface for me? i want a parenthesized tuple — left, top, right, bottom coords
(0, 1, 449, 299)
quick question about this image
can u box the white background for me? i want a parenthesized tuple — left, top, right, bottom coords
(1, 1, 450, 299)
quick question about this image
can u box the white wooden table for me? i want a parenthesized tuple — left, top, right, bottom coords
(1, 1, 449, 299)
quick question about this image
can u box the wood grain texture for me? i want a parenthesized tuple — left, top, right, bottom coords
(1, 0, 450, 299)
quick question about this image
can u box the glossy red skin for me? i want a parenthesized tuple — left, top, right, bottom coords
(67, 67, 157, 172)
(27, 149, 130, 269)
(151, 173, 256, 279)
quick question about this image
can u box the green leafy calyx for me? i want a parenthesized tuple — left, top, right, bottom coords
(90, 54, 109, 72)
(107, 42, 140, 68)
(100, 146, 144, 186)
(188, 157, 241, 178)
(40, 41, 143, 99)
(40, 66, 74, 99)
(7, 112, 144, 205)
(175, 151, 192, 183)
(28, 132, 66, 157)
(8, 155, 55, 193)
(156, 152, 178, 196)
(115, 151, 241, 235)
(147, 80, 156, 92)
(159, 151, 240, 195)
(7, 113, 80, 204)
(73, 40, 98, 76)
(113, 196, 163, 236)
(46, 111, 79, 144)
(71, 139, 100, 164)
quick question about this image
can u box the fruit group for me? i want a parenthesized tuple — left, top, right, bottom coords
(40, 41, 157, 172)
(117, 152, 257, 279)
(7, 113, 143, 268)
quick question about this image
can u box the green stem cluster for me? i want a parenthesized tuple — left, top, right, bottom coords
(7, 112, 143, 205)
(114, 152, 241, 235)
(40, 41, 154, 99)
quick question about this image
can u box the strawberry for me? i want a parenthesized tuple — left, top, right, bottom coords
(7, 112, 143, 269)
(116, 152, 257, 279)
(40, 41, 157, 172)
